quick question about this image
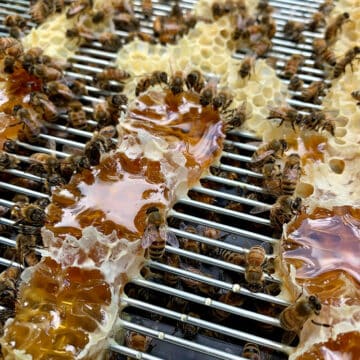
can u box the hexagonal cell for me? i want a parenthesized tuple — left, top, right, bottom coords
(329, 159, 345, 174)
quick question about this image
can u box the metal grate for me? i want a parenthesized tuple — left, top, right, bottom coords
(0, 1, 329, 359)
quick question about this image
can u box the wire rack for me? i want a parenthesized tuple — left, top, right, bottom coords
(0, 1, 328, 359)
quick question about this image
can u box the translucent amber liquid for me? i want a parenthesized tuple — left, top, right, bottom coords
(1, 89, 224, 359)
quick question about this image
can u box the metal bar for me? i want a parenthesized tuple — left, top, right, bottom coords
(0, 181, 49, 199)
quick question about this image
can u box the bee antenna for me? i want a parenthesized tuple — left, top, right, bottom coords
(311, 319, 331, 328)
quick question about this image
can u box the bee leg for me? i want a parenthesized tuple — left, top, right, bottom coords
(281, 330, 298, 345)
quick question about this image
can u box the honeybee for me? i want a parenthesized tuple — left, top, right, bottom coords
(66, 23, 95, 41)
(68, 108, 88, 129)
(0, 37, 23, 59)
(250, 37, 272, 56)
(30, 152, 60, 176)
(281, 154, 301, 196)
(162, 253, 180, 287)
(257, 0, 274, 14)
(94, 67, 130, 89)
(142, 207, 178, 260)
(212, 89, 233, 112)
(260, 14, 276, 39)
(244, 245, 267, 291)
(262, 160, 282, 196)
(124, 331, 152, 358)
(283, 54, 305, 79)
(180, 266, 217, 297)
(307, 12, 326, 32)
(2, 139, 19, 154)
(279, 295, 328, 339)
(283, 21, 305, 43)
(179, 230, 200, 266)
(288, 76, 303, 91)
(44, 172, 66, 192)
(325, 12, 350, 43)
(319, 0, 335, 15)
(93, 101, 112, 126)
(0, 150, 18, 171)
(11, 203, 46, 227)
(29, 92, 58, 122)
(242, 342, 261, 360)
(128, 31, 156, 44)
(270, 195, 302, 231)
(211, 291, 245, 322)
(178, 312, 200, 340)
(59, 155, 90, 181)
(16, 233, 39, 267)
(13, 105, 43, 144)
(33, 197, 50, 209)
(185, 70, 205, 93)
(98, 32, 122, 50)
(106, 94, 128, 113)
(333, 46, 360, 78)
(239, 56, 255, 79)
(68, 79, 88, 96)
(4, 14, 27, 28)
(351, 90, 360, 105)
(30, 0, 55, 23)
(84, 131, 115, 165)
(212, 247, 246, 266)
(113, 12, 140, 32)
(267, 105, 302, 129)
(66, 0, 91, 18)
(31, 64, 62, 82)
(224, 101, 249, 131)
(250, 139, 288, 172)
(44, 81, 75, 102)
(302, 110, 335, 135)
(141, 0, 152, 18)
(169, 71, 184, 95)
(9, 26, 22, 39)
(0, 266, 20, 308)
(300, 81, 326, 104)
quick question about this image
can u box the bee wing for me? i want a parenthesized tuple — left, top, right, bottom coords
(160, 225, 179, 248)
(62, 144, 84, 156)
(141, 223, 158, 249)
(250, 205, 271, 214)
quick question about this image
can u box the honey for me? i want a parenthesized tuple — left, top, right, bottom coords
(1, 89, 224, 359)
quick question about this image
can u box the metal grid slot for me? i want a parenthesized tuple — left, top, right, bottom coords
(0, 1, 328, 359)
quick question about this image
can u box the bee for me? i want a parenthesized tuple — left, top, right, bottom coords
(4, 14, 27, 28)
(33, 197, 50, 209)
(270, 195, 302, 231)
(307, 12, 326, 32)
(185, 70, 205, 93)
(59, 155, 90, 181)
(178, 312, 200, 340)
(66, 0, 92, 18)
(250, 139, 288, 172)
(267, 105, 302, 129)
(68, 79, 88, 96)
(84, 131, 115, 166)
(30, 152, 60, 176)
(302, 110, 335, 135)
(283, 54, 305, 79)
(9, 26, 22, 39)
(319, 0, 335, 16)
(0, 266, 21, 308)
(93, 101, 113, 126)
(257, 0, 274, 14)
(224, 100, 249, 131)
(351, 90, 360, 105)
(262, 160, 282, 196)
(169, 71, 184, 95)
(124, 331, 152, 358)
(212, 89, 233, 112)
(250, 37, 272, 56)
(0, 37, 23, 59)
(142, 0, 153, 18)
(162, 253, 180, 287)
(98, 32, 122, 50)
(179, 230, 201, 266)
(68, 108, 88, 129)
(260, 14, 276, 39)
(30, 0, 55, 24)
(283, 21, 305, 43)
(212, 247, 246, 266)
(279, 295, 328, 337)
(313, 39, 336, 67)
(281, 154, 301, 196)
(135, 77, 152, 96)
(300, 81, 326, 104)
(180, 266, 217, 297)
(31, 64, 62, 82)
(13, 105, 43, 144)
(2, 139, 19, 154)
(44, 81, 75, 102)
(66, 24, 95, 41)
(244, 245, 267, 291)
(239, 56, 255, 79)
(94, 67, 130, 89)
(129, 31, 157, 44)
(242, 343, 261, 360)
(16, 233, 39, 267)
(21, 46, 43, 71)
(0, 150, 18, 171)
(325, 12, 350, 43)
(333, 46, 360, 78)
(113, 12, 140, 32)
(265, 56, 278, 69)
(211, 291, 245, 322)
(11, 203, 46, 227)
(288, 75, 303, 91)
(106, 94, 128, 113)
(29, 92, 58, 122)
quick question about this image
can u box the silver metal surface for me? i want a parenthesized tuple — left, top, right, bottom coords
(0, 1, 329, 359)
